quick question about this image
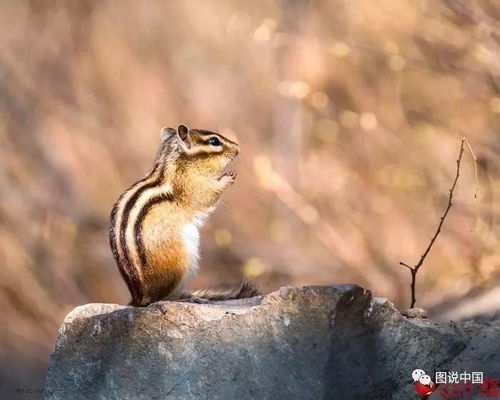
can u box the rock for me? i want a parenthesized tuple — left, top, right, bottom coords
(45, 285, 500, 400)
(402, 307, 428, 318)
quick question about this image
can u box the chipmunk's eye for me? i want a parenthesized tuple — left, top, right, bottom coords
(207, 137, 221, 146)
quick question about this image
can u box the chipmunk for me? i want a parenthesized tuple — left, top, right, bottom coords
(109, 124, 259, 306)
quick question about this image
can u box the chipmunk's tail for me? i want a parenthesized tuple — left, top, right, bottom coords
(189, 280, 260, 301)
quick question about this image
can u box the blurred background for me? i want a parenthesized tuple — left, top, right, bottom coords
(0, 0, 499, 397)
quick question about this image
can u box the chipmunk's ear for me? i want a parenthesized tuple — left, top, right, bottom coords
(176, 124, 191, 150)
(160, 127, 176, 141)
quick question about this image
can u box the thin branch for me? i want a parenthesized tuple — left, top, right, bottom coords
(462, 136, 478, 199)
(399, 262, 413, 271)
(400, 137, 477, 309)
(413, 143, 464, 273)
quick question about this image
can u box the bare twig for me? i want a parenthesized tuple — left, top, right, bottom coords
(463, 137, 478, 199)
(400, 262, 413, 271)
(400, 138, 478, 308)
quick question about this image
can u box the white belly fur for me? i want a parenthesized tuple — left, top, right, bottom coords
(179, 207, 215, 288)
(182, 222, 200, 282)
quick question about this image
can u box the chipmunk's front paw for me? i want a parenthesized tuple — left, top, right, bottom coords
(219, 171, 237, 185)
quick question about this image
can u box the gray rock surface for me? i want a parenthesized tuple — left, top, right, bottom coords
(45, 285, 500, 400)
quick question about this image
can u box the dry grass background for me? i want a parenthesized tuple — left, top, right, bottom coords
(0, 0, 499, 397)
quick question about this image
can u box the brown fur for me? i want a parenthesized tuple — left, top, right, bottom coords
(189, 280, 260, 301)
(111, 124, 259, 307)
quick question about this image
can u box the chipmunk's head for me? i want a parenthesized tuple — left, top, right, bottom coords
(160, 124, 239, 179)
